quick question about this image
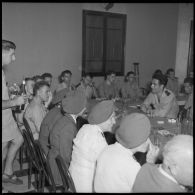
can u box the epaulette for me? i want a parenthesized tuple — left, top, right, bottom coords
(165, 90, 170, 96)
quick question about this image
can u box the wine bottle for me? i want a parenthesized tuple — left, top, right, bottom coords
(20, 79, 26, 111)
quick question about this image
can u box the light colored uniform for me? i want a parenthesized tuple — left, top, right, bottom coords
(76, 82, 96, 99)
(69, 124, 108, 192)
(141, 88, 179, 118)
(94, 142, 141, 192)
(98, 81, 118, 99)
(166, 77, 179, 96)
(24, 99, 47, 140)
(120, 80, 140, 99)
(2, 70, 21, 143)
(55, 82, 75, 93)
(184, 92, 193, 120)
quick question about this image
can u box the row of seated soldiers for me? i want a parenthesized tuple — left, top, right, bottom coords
(11, 67, 193, 144)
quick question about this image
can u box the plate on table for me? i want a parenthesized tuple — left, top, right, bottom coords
(157, 130, 174, 136)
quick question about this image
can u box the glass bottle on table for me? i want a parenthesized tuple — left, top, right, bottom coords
(19, 79, 26, 111)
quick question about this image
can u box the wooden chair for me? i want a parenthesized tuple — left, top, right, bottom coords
(21, 130, 42, 191)
(55, 155, 76, 192)
(35, 141, 64, 192)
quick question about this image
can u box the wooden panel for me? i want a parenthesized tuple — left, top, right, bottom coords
(85, 61, 103, 72)
(105, 61, 123, 73)
(85, 28, 103, 60)
(106, 29, 123, 60)
(107, 17, 123, 29)
(86, 15, 103, 28)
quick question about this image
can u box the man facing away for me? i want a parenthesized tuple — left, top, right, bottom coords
(132, 135, 193, 192)
(2, 40, 27, 185)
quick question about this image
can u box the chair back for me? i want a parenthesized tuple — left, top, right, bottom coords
(23, 117, 34, 141)
(35, 141, 57, 192)
(55, 155, 76, 192)
(21, 130, 40, 169)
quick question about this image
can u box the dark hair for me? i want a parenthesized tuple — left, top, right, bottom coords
(33, 75, 43, 82)
(25, 77, 34, 83)
(166, 68, 174, 75)
(124, 71, 135, 82)
(184, 77, 193, 86)
(105, 71, 116, 80)
(59, 70, 72, 83)
(152, 73, 168, 87)
(153, 69, 163, 77)
(41, 73, 52, 79)
(33, 80, 50, 96)
(2, 40, 16, 51)
(83, 72, 93, 79)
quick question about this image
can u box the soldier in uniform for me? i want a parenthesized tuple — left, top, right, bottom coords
(97, 71, 119, 99)
(141, 74, 179, 118)
(166, 68, 179, 96)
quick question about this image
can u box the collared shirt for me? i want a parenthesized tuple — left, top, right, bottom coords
(24, 98, 48, 140)
(94, 142, 141, 192)
(55, 82, 75, 93)
(120, 80, 140, 99)
(69, 124, 108, 192)
(141, 88, 179, 118)
(98, 81, 118, 99)
(184, 92, 193, 120)
(77, 81, 96, 99)
(2, 70, 15, 129)
(166, 77, 179, 96)
(39, 106, 63, 155)
(132, 163, 186, 192)
(2, 70, 19, 142)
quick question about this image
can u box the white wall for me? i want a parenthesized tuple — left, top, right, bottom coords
(2, 3, 180, 90)
(175, 3, 193, 84)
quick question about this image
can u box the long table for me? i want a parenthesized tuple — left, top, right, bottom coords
(86, 98, 181, 149)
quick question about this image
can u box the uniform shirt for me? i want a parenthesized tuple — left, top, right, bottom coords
(166, 77, 179, 96)
(24, 98, 48, 140)
(39, 106, 63, 155)
(69, 124, 108, 192)
(120, 80, 140, 99)
(141, 88, 179, 118)
(98, 81, 118, 99)
(55, 82, 75, 93)
(76, 81, 97, 99)
(94, 142, 141, 193)
(132, 163, 186, 192)
(184, 92, 193, 120)
(48, 114, 77, 185)
(2, 70, 19, 142)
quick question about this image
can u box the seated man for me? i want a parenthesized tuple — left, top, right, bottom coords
(94, 113, 159, 192)
(120, 71, 142, 100)
(183, 77, 193, 121)
(55, 70, 75, 93)
(141, 74, 179, 118)
(166, 68, 179, 96)
(132, 135, 193, 192)
(38, 89, 68, 155)
(24, 81, 50, 140)
(76, 73, 98, 100)
(180, 77, 194, 135)
(97, 71, 118, 99)
(48, 91, 86, 185)
(41, 72, 53, 87)
(69, 100, 116, 192)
